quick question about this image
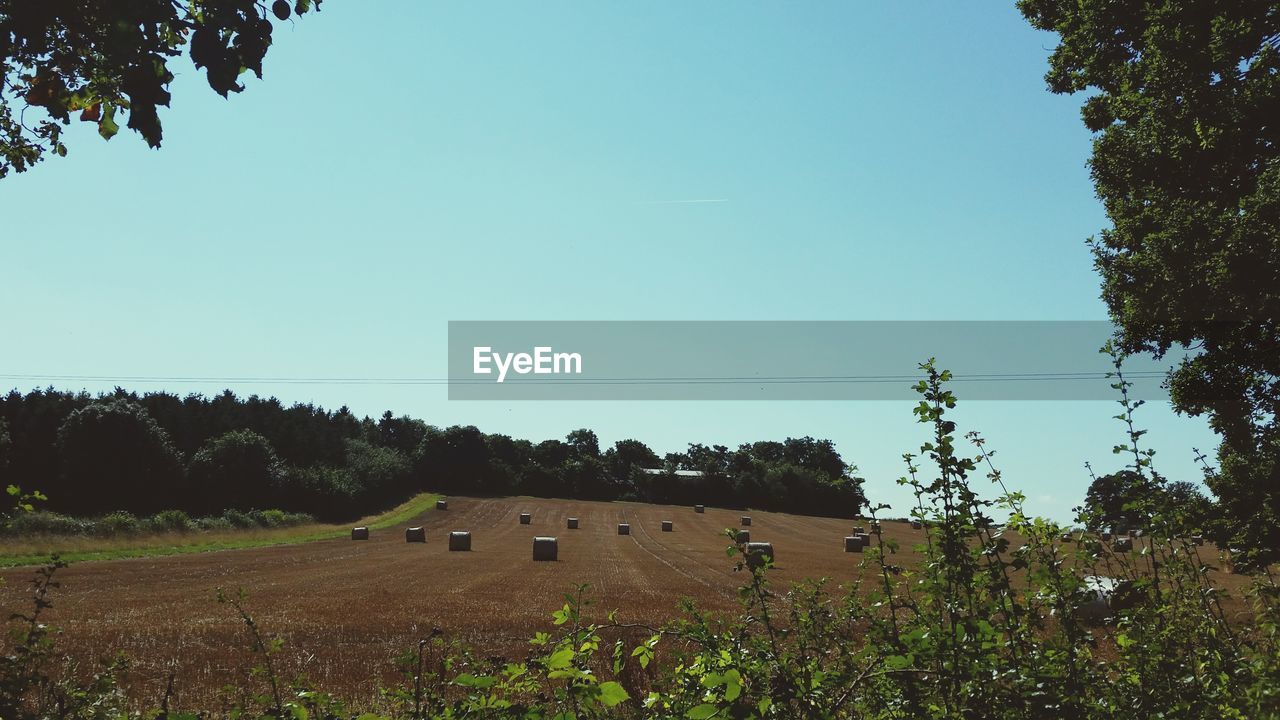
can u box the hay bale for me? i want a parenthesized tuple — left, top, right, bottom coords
(1078, 575, 1137, 624)
(436, 499, 448, 511)
(1192, 534, 1204, 546)
(741, 516, 752, 526)
(1113, 537, 1133, 552)
(533, 536, 558, 561)
(852, 525, 865, 535)
(567, 517, 579, 529)
(618, 523, 631, 535)
(871, 520, 882, 533)
(844, 535, 864, 552)
(448, 531, 471, 551)
(694, 505, 705, 513)
(745, 541, 774, 569)
(405, 526, 426, 543)
(856, 532, 871, 545)
(661, 520, 673, 532)
(735, 529, 750, 544)
(351, 526, 369, 540)
(1100, 531, 1113, 541)
(911, 520, 923, 530)
(519, 513, 532, 525)
(1061, 532, 1074, 543)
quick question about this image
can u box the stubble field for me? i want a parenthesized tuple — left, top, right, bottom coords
(0, 496, 1251, 710)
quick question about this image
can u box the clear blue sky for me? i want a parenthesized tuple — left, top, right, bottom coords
(0, 2, 1219, 522)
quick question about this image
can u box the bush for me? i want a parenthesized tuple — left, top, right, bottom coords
(145, 509, 192, 533)
(195, 516, 233, 531)
(3, 511, 87, 536)
(93, 511, 139, 536)
(222, 508, 254, 528)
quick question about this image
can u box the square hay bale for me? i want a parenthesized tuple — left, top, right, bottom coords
(845, 535, 864, 552)
(351, 526, 369, 540)
(852, 525, 865, 535)
(519, 513, 532, 525)
(745, 541, 774, 569)
(448, 531, 471, 551)
(618, 523, 631, 535)
(911, 520, 923, 530)
(1192, 535, 1204, 546)
(856, 532, 871, 545)
(1100, 531, 1113, 541)
(1113, 537, 1133, 552)
(567, 517, 579, 529)
(533, 536, 558, 561)
(741, 516, 752, 526)
(405, 526, 426, 543)
(661, 520, 673, 532)
(735, 529, 751, 544)
(694, 505, 705, 513)
(436, 500, 448, 511)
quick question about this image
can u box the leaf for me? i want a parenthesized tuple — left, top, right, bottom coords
(453, 673, 496, 689)
(884, 654, 914, 670)
(98, 106, 119, 141)
(546, 647, 575, 670)
(597, 681, 630, 707)
(686, 703, 720, 719)
(723, 669, 742, 701)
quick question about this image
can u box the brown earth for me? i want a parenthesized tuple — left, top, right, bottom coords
(0, 496, 1254, 711)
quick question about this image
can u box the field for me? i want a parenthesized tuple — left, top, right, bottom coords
(0, 496, 1254, 710)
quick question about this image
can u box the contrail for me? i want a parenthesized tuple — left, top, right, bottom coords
(634, 198, 730, 205)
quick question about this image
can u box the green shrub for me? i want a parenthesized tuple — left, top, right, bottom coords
(3, 511, 87, 536)
(145, 509, 192, 533)
(195, 516, 233, 531)
(222, 508, 254, 528)
(93, 511, 139, 536)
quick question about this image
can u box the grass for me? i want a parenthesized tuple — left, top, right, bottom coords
(0, 492, 442, 567)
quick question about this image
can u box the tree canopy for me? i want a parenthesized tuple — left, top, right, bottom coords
(1, 387, 867, 521)
(0, 0, 322, 178)
(1020, 0, 1280, 567)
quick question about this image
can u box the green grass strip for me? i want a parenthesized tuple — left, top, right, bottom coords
(0, 492, 442, 568)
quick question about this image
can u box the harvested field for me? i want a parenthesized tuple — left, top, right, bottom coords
(0, 496, 1254, 710)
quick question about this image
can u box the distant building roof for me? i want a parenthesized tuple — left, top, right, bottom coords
(641, 468, 705, 477)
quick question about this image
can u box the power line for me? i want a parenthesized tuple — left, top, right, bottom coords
(0, 370, 1170, 387)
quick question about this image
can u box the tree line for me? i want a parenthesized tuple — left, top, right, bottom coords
(0, 388, 867, 522)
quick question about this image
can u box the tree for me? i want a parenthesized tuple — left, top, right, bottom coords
(0, 416, 9, 482)
(565, 429, 600, 459)
(1156, 480, 1215, 534)
(1020, 1, 1280, 567)
(54, 398, 183, 514)
(186, 429, 284, 513)
(1082, 470, 1155, 532)
(604, 439, 660, 494)
(0, 0, 323, 178)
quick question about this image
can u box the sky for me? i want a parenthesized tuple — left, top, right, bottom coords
(0, 2, 1221, 522)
